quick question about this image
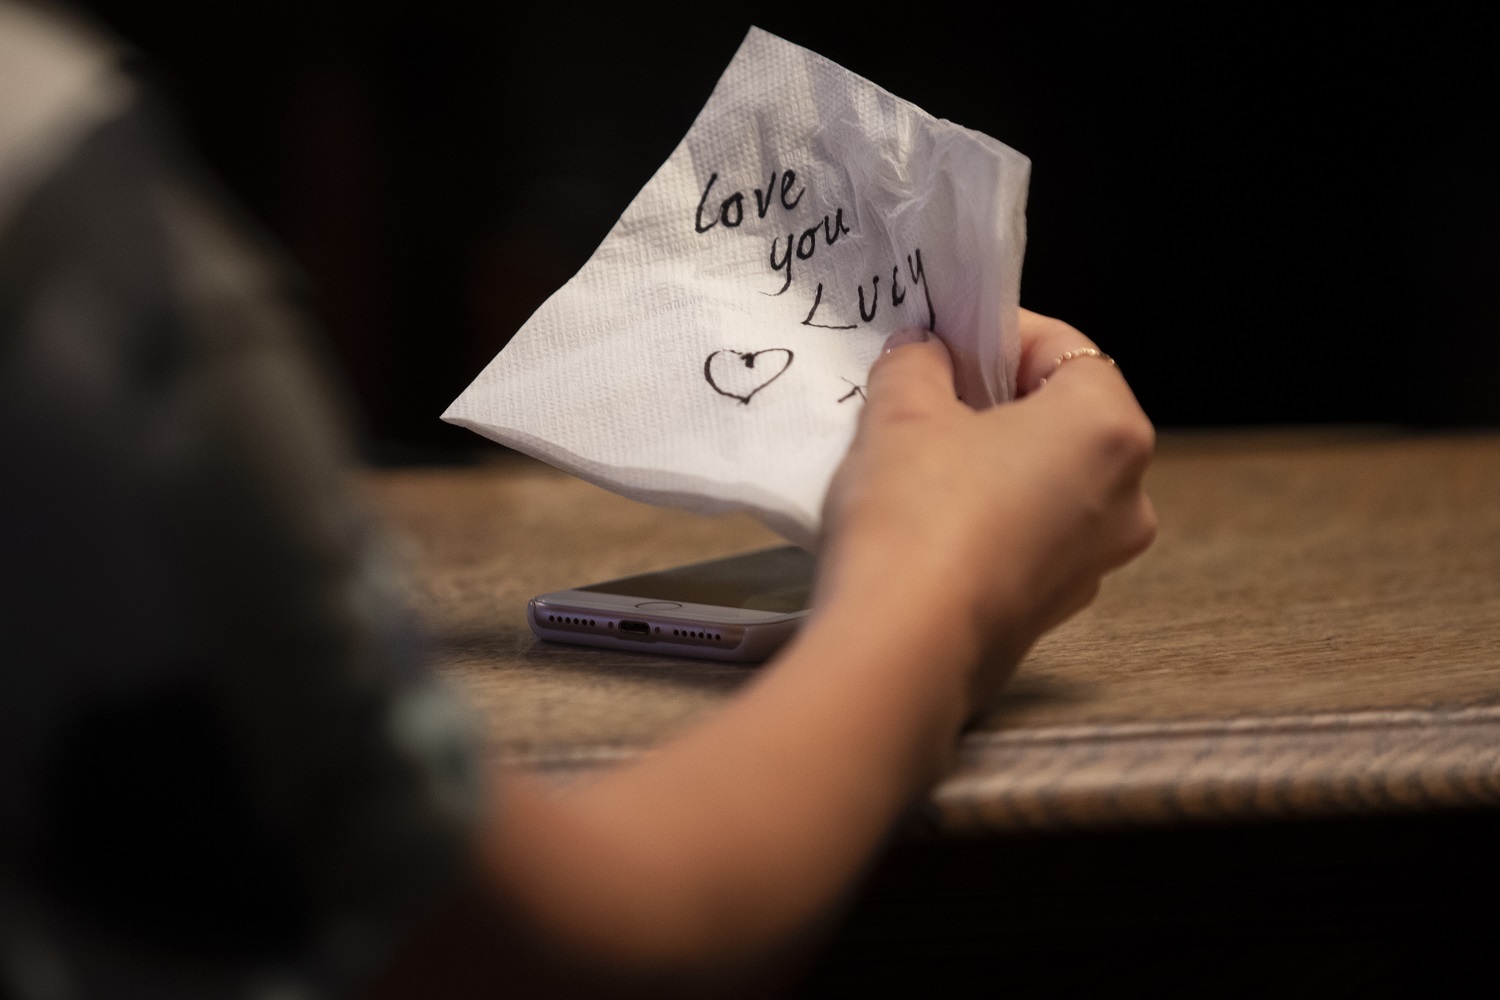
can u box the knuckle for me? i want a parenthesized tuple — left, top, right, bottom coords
(1025, 310, 1086, 342)
(1098, 495, 1157, 569)
(1052, 319, 1088, 342)
(1095, 408, 1155, 470)
(859, 395, 936, 436)
(867, 401, 933, 428)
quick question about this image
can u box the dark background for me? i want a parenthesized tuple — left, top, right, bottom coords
(82, 2, 1500, 459)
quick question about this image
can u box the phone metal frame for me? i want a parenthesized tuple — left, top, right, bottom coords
(528, 588, 808, 663)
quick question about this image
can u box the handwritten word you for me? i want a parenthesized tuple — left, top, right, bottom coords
(766, 207, 851, 295)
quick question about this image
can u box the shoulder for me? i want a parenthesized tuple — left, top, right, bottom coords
(0, 2, 135, 234)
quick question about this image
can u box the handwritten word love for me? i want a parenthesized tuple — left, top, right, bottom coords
(694, 170, 805, 233)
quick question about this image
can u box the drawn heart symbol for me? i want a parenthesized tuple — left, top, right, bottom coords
(704, 348, 794, 405)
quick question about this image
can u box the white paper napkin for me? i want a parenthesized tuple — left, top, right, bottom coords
(444, 26, 1029, 547)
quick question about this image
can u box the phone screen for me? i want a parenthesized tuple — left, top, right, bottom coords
(578, 546, 815, 613)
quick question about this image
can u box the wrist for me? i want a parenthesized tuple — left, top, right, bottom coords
(803, 537, 989, 740)
(816, 525, 992, 652)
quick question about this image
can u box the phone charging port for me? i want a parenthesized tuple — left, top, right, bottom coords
(618, 620, 651, 637)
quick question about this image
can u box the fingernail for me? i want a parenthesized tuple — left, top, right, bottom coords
(882, 327, 931, 354)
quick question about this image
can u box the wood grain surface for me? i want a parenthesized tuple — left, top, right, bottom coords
(365, 430, 1500, 830)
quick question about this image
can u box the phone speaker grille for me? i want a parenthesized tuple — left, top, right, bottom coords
(672, 628, 722, 643)
(547, 614, 602, 628)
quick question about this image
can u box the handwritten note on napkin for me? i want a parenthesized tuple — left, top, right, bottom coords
(443, 27, 1030, 546)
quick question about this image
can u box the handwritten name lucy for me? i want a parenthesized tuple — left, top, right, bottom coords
(692, 168, 934, 333)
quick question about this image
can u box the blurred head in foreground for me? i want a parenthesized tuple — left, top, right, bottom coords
(1, 4, 486, 994)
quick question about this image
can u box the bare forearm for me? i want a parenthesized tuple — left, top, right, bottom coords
(482, 579, 982, 971)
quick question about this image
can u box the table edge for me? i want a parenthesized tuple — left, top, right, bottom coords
(499, 704, 1500, 831)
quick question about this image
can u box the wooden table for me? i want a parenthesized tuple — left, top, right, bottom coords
(368, 429, 1500, 833)
(369, 430, 1500, 992)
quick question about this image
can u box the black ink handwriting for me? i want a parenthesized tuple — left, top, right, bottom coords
(823, 208, 850, 245)
(697, 168, 806, 235)
(780, 169, 805, 210)
(694, 172, 720, 234)
(704, 348, 795, 405)
(765, 207, 851, 295)
(792, 247, 935, 333)
(796, 226, 818, 260)
(837, 378, 866, 403)
(767, 235, 794, 295)
(720, 192, 743, 227)
(857, 275, 880, 323)
(802, 283, 857, 329)
(753, 173, 777, 218)
(907, 249, 935, 331)
(692, 167, 933, 337)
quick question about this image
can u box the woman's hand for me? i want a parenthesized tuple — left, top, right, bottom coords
(459, 309, 1156, 990)
(818, 308, 1157, 714)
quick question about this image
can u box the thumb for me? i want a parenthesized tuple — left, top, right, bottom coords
(864, 328, 958, 420)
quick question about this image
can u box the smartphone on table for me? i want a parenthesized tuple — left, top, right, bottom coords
(528, 546, 815, 663)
